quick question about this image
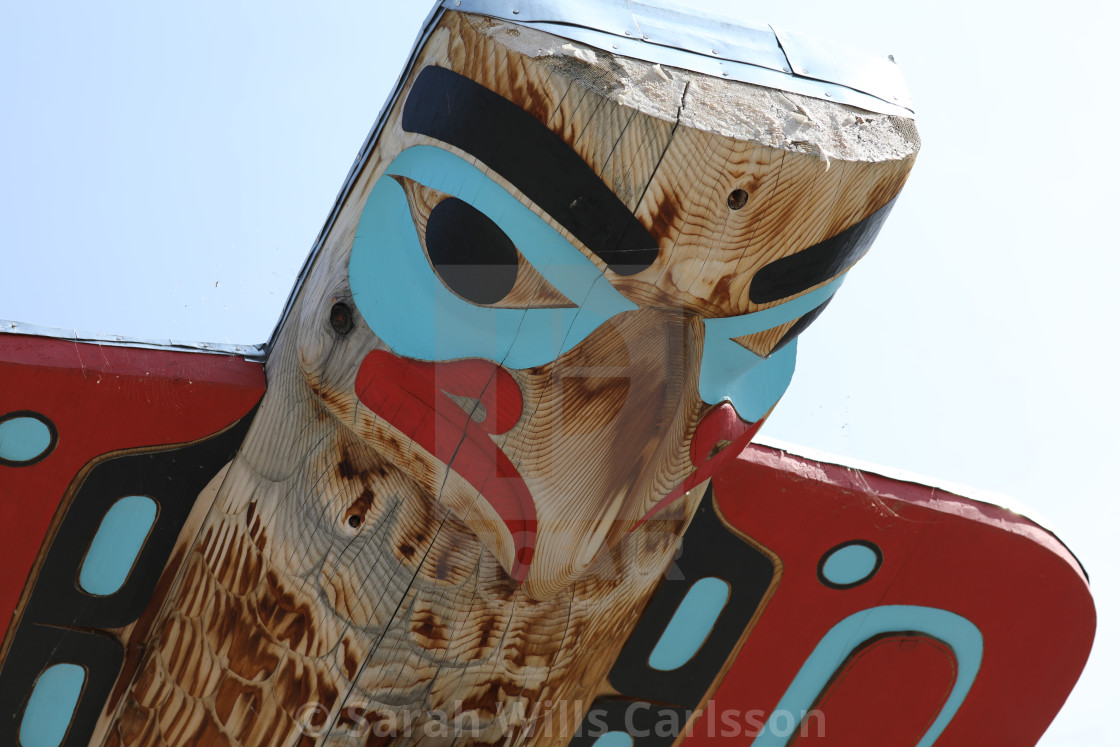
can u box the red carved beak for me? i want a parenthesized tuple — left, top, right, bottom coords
(354, 350, 537, 582)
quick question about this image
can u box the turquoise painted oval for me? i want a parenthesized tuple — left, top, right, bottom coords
(79, 496, 158, 596)
(0, 415, 53, 464)
(592, 732, 633, 747)
(19, 663, 85, 747)
(648, 577, 730, 671)
(821, 543, 880, 586)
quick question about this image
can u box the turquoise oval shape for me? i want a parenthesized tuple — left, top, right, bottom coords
(0, 414, 53, 464)
(592, 732, 634, 747)
(648, 577, 730, 671)
(79, 496, 158, 596)
(20, 663, 85, 747)
(821, 543, 880, 587)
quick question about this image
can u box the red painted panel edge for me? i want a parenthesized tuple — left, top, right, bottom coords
(740, 443, 1089, 585)
(681, 443, 1095, 745)
(0, 335, 265, 645)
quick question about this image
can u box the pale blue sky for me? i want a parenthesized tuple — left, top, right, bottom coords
(2, 1, 1116, 742)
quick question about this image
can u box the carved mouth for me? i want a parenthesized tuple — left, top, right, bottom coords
(354, 350, 537, 582)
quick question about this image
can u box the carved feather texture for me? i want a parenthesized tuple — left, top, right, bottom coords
(102, 419, 696, 745)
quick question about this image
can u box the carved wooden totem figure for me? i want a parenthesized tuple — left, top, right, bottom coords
(91, 8, 910, 745)
(16, 2, 1056, 745)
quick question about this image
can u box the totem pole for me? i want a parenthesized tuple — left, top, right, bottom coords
(0, 2, 1093, 746)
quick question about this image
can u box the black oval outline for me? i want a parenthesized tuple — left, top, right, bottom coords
(75, 494, 162, 598)
(817, 539, 883, 589)
(0, 410, 59, 467)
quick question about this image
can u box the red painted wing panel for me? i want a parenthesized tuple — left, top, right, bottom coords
(681, 445, 1095, 745)
(0, 335, 265, 644)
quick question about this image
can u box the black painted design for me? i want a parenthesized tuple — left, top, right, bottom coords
(750, 197, 897, 304)
(4, 624, 122, 747)
(403, 66, 659, 276)
(0, 410, 58, 467)
(426, 197, 520, 304)
(0, 409, 255, 747)
(817, 540, 883, 590)
(605, 484, 775, 711)
(770, 295, 834, 355)
(569, 700, 689, 746)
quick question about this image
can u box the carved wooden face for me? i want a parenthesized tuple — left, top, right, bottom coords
(296, 58, 891, 600)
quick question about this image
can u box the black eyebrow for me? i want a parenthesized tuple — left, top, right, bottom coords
(749, 197, 897, 305)
(402, 65, 658, 276)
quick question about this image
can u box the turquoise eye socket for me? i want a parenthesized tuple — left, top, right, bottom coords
(348, 145, 637, 369)
(699, 278, 844, 422)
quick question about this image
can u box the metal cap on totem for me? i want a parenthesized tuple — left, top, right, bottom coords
(444, 0, 913, 115)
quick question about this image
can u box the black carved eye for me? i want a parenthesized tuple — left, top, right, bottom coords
(425, 197, 519, 305)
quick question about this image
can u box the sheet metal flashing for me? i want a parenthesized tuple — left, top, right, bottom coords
(264, 0, 913, 356)
(0, 320, 266, 361)
(448, 0, 913, 116)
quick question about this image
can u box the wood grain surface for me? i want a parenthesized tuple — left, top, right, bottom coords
(94, 10, 918, 745)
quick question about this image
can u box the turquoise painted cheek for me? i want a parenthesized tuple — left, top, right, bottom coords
(0, 414, 53, 464)
(697, 340, 795, 423)
(648, 577, 731, 671)
(697, 276, 843, 420)
(592, 732, 634, 747)
(79, 496, 158, 596)
(20, 663, 85, 747)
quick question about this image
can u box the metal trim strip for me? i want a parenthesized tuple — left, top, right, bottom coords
(448, 0, 913, 114)
(0, 320, 266, 360)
